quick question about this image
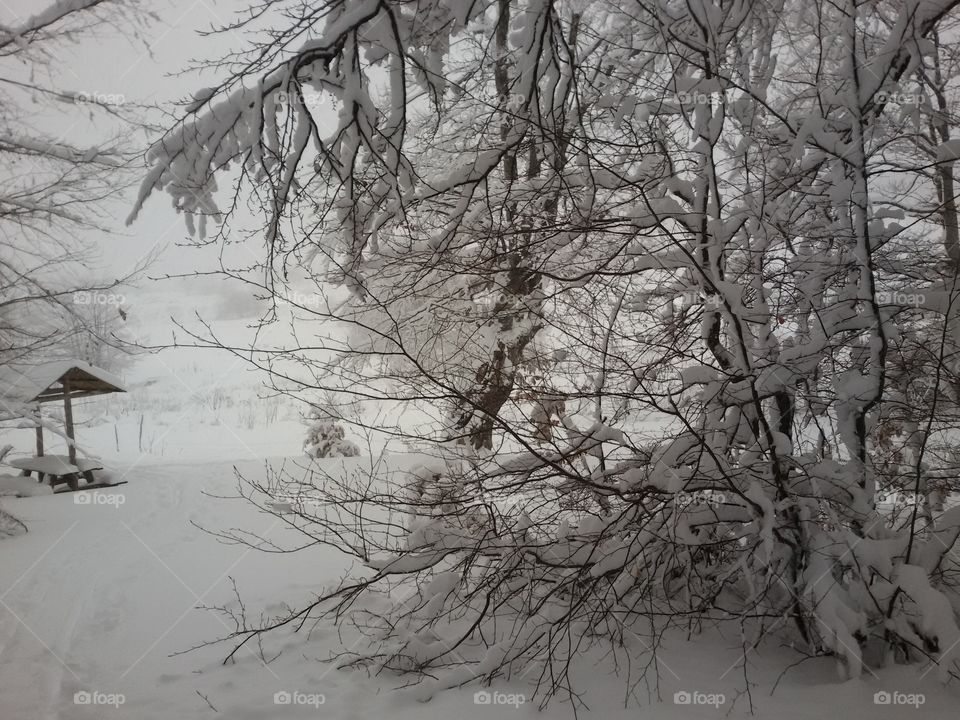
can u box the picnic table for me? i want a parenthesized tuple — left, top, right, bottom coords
(9, 455, 103, 491)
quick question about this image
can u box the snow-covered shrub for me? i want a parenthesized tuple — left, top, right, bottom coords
(304, 415, 360, 459)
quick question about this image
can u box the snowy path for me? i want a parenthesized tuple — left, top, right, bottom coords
(1, 458, 958, 719)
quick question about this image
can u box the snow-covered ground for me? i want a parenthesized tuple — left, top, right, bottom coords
(0, 286, 954, 719)
(0, 455, 957, 719)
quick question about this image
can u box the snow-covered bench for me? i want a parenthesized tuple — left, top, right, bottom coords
(8, 455, 103, 491)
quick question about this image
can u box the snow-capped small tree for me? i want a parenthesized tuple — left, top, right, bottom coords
(134, 0, 960, 705)
(304, 413, 360, 459)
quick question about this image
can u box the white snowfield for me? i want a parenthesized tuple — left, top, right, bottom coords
(0, 456, 956, 720)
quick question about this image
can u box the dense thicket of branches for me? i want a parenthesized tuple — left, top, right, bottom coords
(136, 0, 960, 702)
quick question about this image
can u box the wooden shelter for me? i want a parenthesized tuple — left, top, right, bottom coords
(1, 360, 125, 464)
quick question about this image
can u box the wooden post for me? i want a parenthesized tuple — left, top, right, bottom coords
(35, 403, 43, 457)
(62, 378, 76, 464)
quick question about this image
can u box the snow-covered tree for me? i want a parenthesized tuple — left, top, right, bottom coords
(304, 412, 360, 458)
(0, 0, 147, 375)
(134, 0, 960, 702)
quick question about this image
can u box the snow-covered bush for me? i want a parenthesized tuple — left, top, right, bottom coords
(304, 415, 360, 459)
